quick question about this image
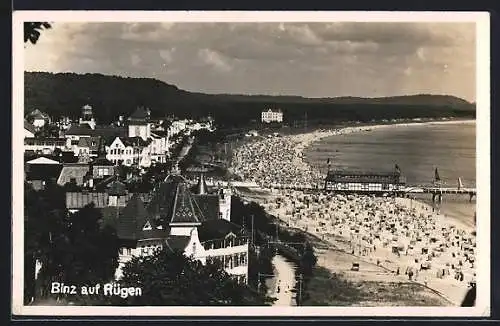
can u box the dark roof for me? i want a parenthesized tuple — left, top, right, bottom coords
(325, 170, 405, 184)
(121, 137, 151, 147)
(65, 124, 92, 135)
(107, 180, 127, 196)
(193, 194, 220, 221)
(147, 175, 205, 225)
(92, 157, 115, 166)
(78, 136, 101, 151)
(129, 107, 150, 120)
(151, 130, 168, 137)
(139, 225, 170, 241)
(65, 124, 127, 138)
(116, 194, 149, 241)
(25, 164, 63, 181)
(164, 236, 191, 252)
(24, 121, 36, 134)
(100, 206, 124, 229)
(28, 109, 49, 120)
(93, 175, 118, 190)
(198, 219, 245, 242)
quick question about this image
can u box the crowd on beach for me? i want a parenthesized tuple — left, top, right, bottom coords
(262, 191, 476, 286)
(231, 130, 337, 187)
(231, 127, 477, 303)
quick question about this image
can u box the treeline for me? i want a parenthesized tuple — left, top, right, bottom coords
(25, 72, 475, 129)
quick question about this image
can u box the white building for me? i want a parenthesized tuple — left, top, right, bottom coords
(324, 170, 406, 193)
(24, 138, 68, 155)
(105, 136, 152, 167)
(128, 107, 151, 141)
(261, 109, 283, 123)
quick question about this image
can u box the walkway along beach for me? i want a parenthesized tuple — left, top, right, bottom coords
(230, 120, 476, 306)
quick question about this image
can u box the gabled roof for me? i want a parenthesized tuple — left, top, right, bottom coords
(198, 219, 246, 243)
(57, 164, 90, 186)
(24, 121, 36, 134)
(29, 109, 50, 120)
(78, 136, 101, 151)
(129, 107, 150, 120)
(116, 194, 150, 241)
(147, 175, 205, 225)
(26, 157, 61, 165)
(193, 194, 220, 221)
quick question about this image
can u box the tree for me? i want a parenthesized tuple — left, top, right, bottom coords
(26, 186, 119, 303)
(24, 22, 51, 44)
(24, 181, 68, 304)
(117, 248, 275, 306)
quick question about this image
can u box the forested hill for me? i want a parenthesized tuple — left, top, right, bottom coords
(24, 72, 475, 127)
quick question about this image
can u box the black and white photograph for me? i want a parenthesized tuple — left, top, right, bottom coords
(12, 11, 490, 317)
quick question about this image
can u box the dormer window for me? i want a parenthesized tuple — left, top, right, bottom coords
(143, 221, 152, 231)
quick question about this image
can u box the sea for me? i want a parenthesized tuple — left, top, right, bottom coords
(304, 121, 477, 228)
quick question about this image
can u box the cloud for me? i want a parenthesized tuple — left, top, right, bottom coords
(23, 21, 477, 101)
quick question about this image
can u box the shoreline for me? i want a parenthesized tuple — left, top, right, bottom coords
(230, 118, 476, 306)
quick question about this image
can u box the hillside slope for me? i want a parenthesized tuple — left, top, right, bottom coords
(24, 72, 475, 127)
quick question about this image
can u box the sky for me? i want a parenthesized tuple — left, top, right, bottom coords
(24, 22, 477, 102)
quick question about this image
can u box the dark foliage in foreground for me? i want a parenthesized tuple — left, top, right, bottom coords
(24, 181, 119, 304)
(115, 249, 275, 306)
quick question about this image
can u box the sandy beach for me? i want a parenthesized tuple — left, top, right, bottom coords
(231, 120, 476, 306)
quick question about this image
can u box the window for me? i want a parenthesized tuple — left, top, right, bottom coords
(126, 248, 132, 255)
(192, 242, 197, 256)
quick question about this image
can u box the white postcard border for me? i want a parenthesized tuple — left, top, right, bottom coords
(12, 10, 491, 317)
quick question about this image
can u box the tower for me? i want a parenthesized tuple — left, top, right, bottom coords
(79, 105, 96, 129)
(218, 187, 232, 222)
(128, 107, 151, 141)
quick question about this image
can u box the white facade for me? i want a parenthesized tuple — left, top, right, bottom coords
(24, 138, 68, 154)
(105, 137, 152, 167)
(149, 134, 169, 164)
(32, 118, 46, 128)
(115, 226, 249, 284)
(218, 188, 232, 221)
(261, 109, 283, 123)
(79, 117, 96, 129)
(128, 123, 151, 141)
